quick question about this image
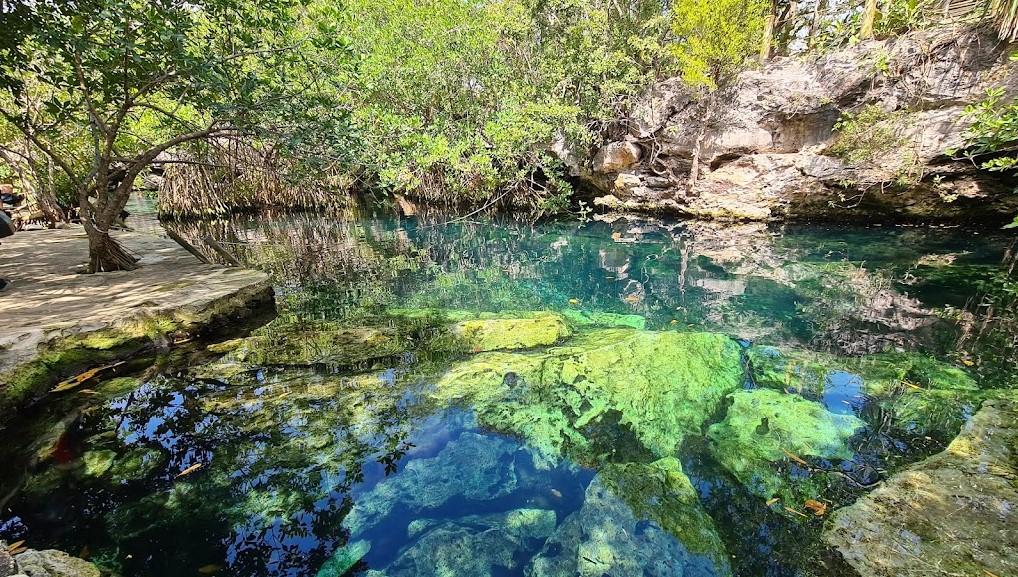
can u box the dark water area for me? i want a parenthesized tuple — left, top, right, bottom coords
(2, 208, 1016, 577)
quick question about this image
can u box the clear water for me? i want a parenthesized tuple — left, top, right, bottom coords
(2, 210, 1016, 577)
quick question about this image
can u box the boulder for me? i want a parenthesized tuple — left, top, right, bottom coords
(10, 550, 100, 577)
(593, 141, 642, 173)
(824, 398, 1018, 577)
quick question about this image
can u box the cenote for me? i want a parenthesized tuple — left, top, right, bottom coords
(2, 209, 1016, 577)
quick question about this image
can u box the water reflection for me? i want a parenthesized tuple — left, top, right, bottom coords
(1, 209, 1015, 577)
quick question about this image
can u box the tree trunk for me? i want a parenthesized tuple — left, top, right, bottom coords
(760, 0, 777, 63)
(85, 225, 139, 273)
(809, 0, 828, 48)
(860, 0, 878, 39)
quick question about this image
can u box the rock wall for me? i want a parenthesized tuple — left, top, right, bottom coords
(569, 25, 1018, 223)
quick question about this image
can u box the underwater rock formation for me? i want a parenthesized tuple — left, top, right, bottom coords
(527, 459, 731, 577)
(748, 345, 987, 439)
(433, 329, 744, 463)
(707, 389, 865, 502)
(208, 323, 405, 367)
(824, 397, 1018, 577)
(385, 308, 572, 352)
(341, 432, 534, 536)
(368, 509, 558, 577)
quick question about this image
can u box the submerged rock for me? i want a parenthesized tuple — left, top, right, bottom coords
(10, 549, 100, 577)
(559, 309, 647, 330)
(707, 389, 865, 502)
(385, 308, 571, 352)
(434, 329, 744, 463)
(209, 323, 404, 367)
(527, 458, 731, 577)
(374, 508, 558, 577)
(341, 432, 529, 536)
(748, 345, 984, 439)
(824, 397, 1018, 577)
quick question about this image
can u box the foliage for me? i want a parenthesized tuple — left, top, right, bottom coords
(993, 0, 1018, 41)
(336, 0, 676, 211)
(0, 0, 354, 270)
(954, 87, 1018, 174)
(669, 0, 768, 90)
(830, 105, 919, 184)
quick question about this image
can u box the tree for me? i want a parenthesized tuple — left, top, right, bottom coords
(0, 0, 352, 272)
(670, 0, 768, 186)
(860, 0, 879, 38)
(992, 0, 1018, 41)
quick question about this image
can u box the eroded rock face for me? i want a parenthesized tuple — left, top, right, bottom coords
(575, 27, 1018, 223)
(823, 397, 1018, 577)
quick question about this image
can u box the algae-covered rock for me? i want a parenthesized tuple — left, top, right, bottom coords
(370, 508, 557, 577)
(707, 389, 864, 501)
(435, 329, 744, 462)
(824, 398, 1018, 577)
(11, 549, 101, 577)
(448, 314, 570, 352)
(342, 432, 530, 536)
(527, 459, 731, 577)
(215, 323, 404, 367)
(560, 309, 647, 330)
(385, 308, 571, 352)
(748, 345, 981, 439)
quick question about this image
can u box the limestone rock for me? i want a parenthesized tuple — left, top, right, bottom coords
(527, 459, 731, 577)
(584, 26, 1018, 223)
(593, 141, 642, 173)
(824, 398, 1018, 577)
(433, 329, 745, 462)
(10, 550, 100, 577)
(707, 389, 865, 500)
(341, 432, 530, 536)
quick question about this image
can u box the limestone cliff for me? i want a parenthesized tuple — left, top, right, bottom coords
(568, 25, 1018, 223)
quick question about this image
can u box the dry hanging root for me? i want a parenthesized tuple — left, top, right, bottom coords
(88, 231, 140, 272)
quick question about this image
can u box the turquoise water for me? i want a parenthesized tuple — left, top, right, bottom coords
(1, 211, 1016, 577)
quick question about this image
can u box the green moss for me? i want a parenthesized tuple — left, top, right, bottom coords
(707, 389, 864, 502)
(433, 329, 745, 463)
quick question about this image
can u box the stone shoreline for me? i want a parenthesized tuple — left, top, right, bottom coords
(0, 223, 274, 421)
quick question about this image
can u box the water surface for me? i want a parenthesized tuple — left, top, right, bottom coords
(2, 210, 1015, 577)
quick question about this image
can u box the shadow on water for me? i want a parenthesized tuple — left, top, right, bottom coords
(2, 208, 1016, 577)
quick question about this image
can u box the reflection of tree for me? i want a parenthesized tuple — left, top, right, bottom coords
(60, 368, 431, 577)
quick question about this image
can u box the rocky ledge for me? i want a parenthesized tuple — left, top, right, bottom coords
(823, 397, 1018, 577)
(562, 25, 1018, 223)
(0, 546, 101, 577)
(0, 224, 274, 420)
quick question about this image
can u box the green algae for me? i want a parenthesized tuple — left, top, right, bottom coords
(528, 458, 732, 577)
(212, 321, 404, 367)
(385, 308, 572, 352)
(707, 389, 865, 503)
(559, 309, 647, 330)
(433, 329, 745, 463)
